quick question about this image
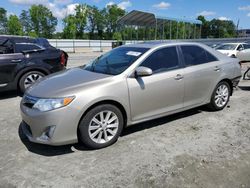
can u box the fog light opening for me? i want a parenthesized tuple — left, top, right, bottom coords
(38, 125, 56, 141)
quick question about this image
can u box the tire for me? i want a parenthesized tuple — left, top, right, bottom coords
(207, 81, 231, 111)
(19, 71, 45, 93)
(78, 104, 124, 149)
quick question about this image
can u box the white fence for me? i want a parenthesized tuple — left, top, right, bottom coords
(48, 38, 250, 53)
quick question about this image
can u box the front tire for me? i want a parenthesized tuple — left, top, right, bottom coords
(19, 71, 45, 93)
(78, 104, 124, 149)
(208, 81, 231, 111)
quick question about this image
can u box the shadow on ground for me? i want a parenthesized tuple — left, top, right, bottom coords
(0, 91, 21, 100)
(18, 106, 208, 157)
(239, 86, 250, 91)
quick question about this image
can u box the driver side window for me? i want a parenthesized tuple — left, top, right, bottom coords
(140, 46, 180, 74)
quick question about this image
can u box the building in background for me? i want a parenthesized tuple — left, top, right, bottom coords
(238, 29, 250, 38)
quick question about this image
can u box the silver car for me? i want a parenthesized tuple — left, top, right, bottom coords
(20, 42, 241, 149)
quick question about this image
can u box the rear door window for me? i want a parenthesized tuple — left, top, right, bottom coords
(15, 44, 41, 53)
(140, 46, 180, 74)
(180, 45, 217, 66)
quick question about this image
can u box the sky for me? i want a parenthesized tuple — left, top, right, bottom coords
(1, 0, 250, 32)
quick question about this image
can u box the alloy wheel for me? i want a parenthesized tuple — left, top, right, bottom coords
(24, 73, 43, 89)
(88, 111, 119, 144)
(214, 84, 229, 108)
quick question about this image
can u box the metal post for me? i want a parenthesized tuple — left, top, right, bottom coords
(162, 21, 165, 40)
(194, 24, 196, 39)
(155, 19, 158, 40)
(176, 22, 179, 39)
(183, 22, 185, 39)
(199, 24, 202, 38)
(170, 21, 172, 40)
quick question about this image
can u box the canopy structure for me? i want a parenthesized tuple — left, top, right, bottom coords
(117, 10, 202, 40)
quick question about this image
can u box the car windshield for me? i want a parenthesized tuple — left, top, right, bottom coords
(84, 47, 149, 75)
(216, 44, 238, 50)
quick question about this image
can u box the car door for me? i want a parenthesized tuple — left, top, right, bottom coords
(0, 53, 24, 86)
(179, 45, 221, 107)
(127, 46, 184, 122)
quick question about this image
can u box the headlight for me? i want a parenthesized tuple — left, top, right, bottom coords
(32, 97, 75, 112)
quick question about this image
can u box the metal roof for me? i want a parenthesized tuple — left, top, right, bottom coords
(117, 10, 202, 26)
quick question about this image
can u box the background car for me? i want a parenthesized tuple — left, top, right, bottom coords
(0, 35, 68, 93)
(20, 42, 241, 149)
(215, 42, 249, 58)
(236, 46, 250, 62)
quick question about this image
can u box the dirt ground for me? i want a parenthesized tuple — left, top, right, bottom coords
(0, 54, 249, 188)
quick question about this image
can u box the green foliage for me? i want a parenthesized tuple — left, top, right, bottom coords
(105, 5, 125, 39)
(29, 5, 57, 38)
(112, 32, 122, 41)
(19, 10, 32, 35)
(63, 15, 77, 39)
(7, 15, 22, 35)
(86, 5, 105, 39)
(197, 16, 236, 38)
(75, 4, 88, 39)
(0, 7, 7, 34)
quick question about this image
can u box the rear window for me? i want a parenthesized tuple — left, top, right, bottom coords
(181, 45, 218, 66)
(15, 44, 42, 53)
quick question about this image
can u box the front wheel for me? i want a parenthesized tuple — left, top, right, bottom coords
(19, 71, 45, 93)
(208, 81, 231, 111)
(78, 104, 124, 149)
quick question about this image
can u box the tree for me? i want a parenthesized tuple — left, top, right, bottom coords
(197, 15, 236, 38)
(29, 5, 57, 38)
(86, 5, 105, 39)
(7, 15, 22, 35)
(105, 5, 125, 39)
(75, 4, 88, 39)
(0, 7, 7, 34)
(62, 15, 77, 39)
(19, 10, 32, 35)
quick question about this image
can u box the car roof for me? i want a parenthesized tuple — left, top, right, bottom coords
(221, 42, 247, 45)
(123, 41, 208, 49)
(0, 35, 35, 44)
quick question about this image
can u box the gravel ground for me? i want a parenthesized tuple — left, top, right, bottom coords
(0, 54, 250, 188)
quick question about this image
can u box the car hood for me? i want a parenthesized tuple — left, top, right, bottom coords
(26, 67, 112, 98)
(216, 50, 233, 55)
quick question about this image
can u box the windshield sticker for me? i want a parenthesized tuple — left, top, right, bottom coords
(126, 51, 142, 57)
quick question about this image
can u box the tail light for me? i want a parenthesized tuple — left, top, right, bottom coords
(60, 52, 66, 67)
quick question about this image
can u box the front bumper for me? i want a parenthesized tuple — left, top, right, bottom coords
(20, 102, 79, 146)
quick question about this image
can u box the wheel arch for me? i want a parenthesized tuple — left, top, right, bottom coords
(217, 78, 233, 96)
(77, 99, 128, 131)
(15, 67, 50, 89)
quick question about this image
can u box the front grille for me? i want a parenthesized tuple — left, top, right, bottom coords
(22, 95, 38, 108)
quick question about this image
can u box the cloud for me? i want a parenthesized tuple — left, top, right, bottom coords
(152, 2, 171, 10)
(118, 1, 132, 10)
(9, 0, 79, 19)
(248, 12, 250, 17)
(197, 10, 216, 16)
(9, 0, 48, 5)
(218, 16, 231, 21)
(106, 1, 132, 10)
(106, 1, 115, 7)
(48, 3, 79, 19)
(238, 5, 250, 11)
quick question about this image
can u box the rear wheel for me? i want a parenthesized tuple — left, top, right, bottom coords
(78, 104, 124, 149)
(19, 71, 45, 93)
(208, 81, 231, 111)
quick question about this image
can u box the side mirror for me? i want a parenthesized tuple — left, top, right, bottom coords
(135, 66, 153, 77)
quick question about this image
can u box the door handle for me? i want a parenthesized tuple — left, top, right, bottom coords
(214, 66, 221, 71)
(11, 59, 22, 63)
(174, 74, 184, 80)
